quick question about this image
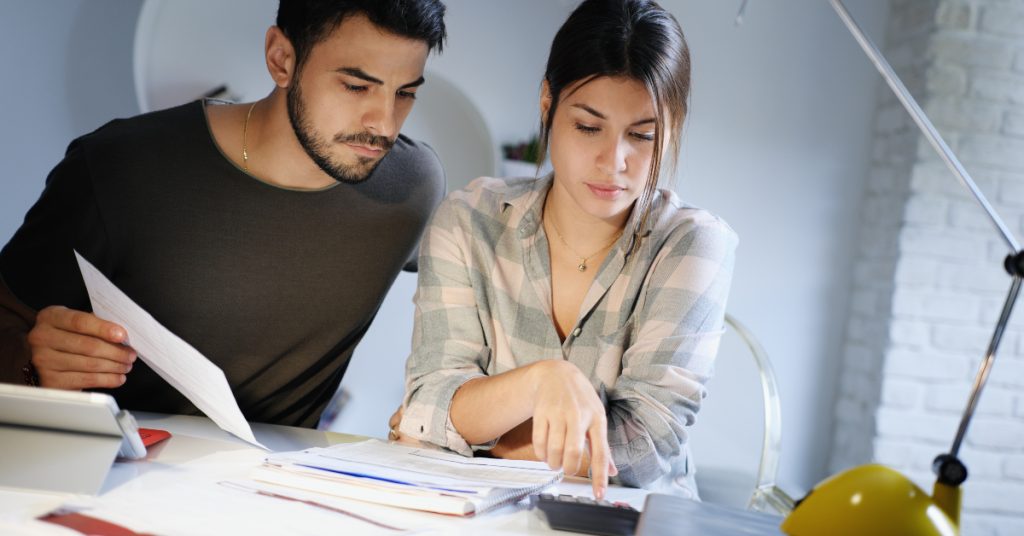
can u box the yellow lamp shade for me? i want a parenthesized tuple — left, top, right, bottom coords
(781, 464, 958, 536)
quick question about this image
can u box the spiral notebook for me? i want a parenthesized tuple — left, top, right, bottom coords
(247, 439, 562, 516)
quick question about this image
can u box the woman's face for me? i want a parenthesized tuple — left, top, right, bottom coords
(544, 76, 660, 223)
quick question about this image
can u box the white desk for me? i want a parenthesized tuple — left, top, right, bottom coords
(2, 413, 652, 535)
(1, 413, 783, 535)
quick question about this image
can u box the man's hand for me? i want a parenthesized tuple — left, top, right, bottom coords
(27, 305, 136, 390)
(530, 360, 618, 499)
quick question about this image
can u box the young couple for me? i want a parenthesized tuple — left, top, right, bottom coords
(0, 0, 735, 500)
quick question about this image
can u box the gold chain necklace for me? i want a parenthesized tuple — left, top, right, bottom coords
(547, 216, 622, 272)
(242, 102, 257, 171)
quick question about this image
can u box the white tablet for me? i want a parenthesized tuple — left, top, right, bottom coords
(0, 383, 145, 459)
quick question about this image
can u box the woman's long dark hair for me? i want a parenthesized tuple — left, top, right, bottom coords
(539, 0, 691, 252)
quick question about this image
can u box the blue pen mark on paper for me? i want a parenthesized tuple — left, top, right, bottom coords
(294, 463, 480, 495)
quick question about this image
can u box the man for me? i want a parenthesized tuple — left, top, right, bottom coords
(0, 0, 447, 428)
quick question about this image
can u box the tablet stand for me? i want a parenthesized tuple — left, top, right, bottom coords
(0, 424, 123, 495)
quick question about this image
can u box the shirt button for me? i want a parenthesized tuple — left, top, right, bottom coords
(572, 327, 582, 337)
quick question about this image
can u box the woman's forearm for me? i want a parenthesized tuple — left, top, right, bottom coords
(449, 360, 547, 445)
(490, 418, 539, 461)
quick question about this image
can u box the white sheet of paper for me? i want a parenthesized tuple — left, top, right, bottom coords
(74, 251, 266, 449)
(65, 451, 419, 536)
(271, 439, 559, 489)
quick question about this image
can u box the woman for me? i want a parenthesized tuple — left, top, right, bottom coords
(395, 0, 736, 500)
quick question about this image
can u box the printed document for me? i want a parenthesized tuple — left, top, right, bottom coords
(75, 251, 265, 449)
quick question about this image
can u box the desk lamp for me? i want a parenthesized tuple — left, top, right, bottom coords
(737, 1, 1020, 534)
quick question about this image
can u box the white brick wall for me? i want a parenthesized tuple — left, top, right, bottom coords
(992, 359, 1024, 387)
(936, 1, 973, 30)
(912, 161, 996, 199)
(978, 4, 1024, 38)
(960, 135, 1024, 168)
(1000, 173, 1024, 204)
(927, 97, 1005, 132)
(829, 0, 1024, 533)
(1006, 455, 1024, 479)
(928, 64, 969, 95)
(928, 34, 1016, 69)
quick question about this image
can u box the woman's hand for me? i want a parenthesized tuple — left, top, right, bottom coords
(492, 418, 590, 477)
(529, 360, 618, 499)
(447, 360, 618, 497)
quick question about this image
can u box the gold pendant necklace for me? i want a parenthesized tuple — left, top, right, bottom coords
(242, 101, 257, 171)
(548, 216, 622, 272)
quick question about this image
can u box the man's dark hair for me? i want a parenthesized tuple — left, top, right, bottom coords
(277, 0, 447, 71)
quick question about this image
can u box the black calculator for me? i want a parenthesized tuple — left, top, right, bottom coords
(532, 493, 640, 536)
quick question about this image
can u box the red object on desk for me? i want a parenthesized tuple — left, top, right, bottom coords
(41, 512, 154, 535)
(138, 428, 170, 447)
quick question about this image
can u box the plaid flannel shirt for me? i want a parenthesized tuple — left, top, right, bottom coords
(400, 175, 737, 493)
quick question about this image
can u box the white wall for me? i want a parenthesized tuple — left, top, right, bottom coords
(660, 0, 889, 492)
(0, 1, 142, 244)
(1, 0, 892, 496)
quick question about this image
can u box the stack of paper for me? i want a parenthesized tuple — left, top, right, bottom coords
(246, 439, 562, 516)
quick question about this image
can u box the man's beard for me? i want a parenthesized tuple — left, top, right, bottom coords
(286, 81, 395, 184)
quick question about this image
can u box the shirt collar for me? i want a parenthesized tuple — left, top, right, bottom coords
(501, 172, 665, 259)
(501, 173, 553, 238)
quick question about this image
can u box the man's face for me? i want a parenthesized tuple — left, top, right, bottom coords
(286, 14, 429, 183)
